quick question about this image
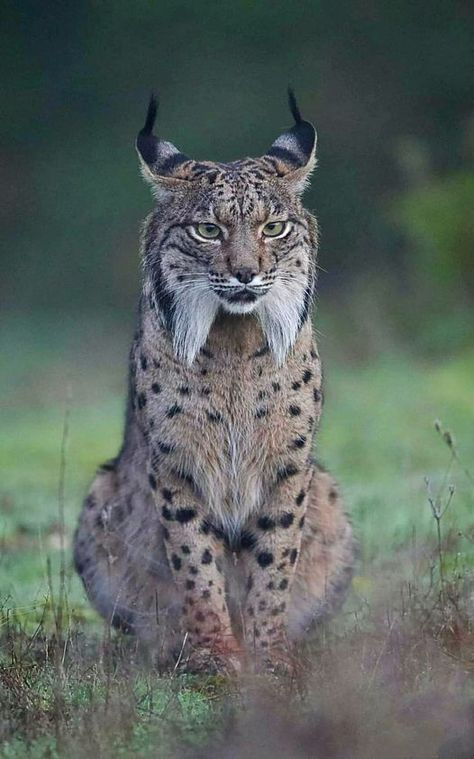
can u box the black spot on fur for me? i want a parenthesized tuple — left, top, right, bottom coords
(257, 516, 275, 531)
(175, 507, 197, 523)
(189, 565, 198, 575)
(151, 382, 161, 394)
(280, 512, 295, 528)
(277, 464, 299, 482)
(200, 387, 211, 396)
(181, 544, 191, 554)
(178, 386, 190, 396)
(292, 381, 302, 391)
(272, 382, 281, 392)
(202, 589, 211, 599)
(148, 473, 157, 490)
(255, 407, 268, 419)
(140, 354, 148, 371)
(299, 515, 305, 529)
(162, 488, 173, 502)
(291, 435, 307, 449)
(95, 512, 106, 529)
(279, 578, 289, 590)
(162, 504, 173, 521)
(200, 347, 213, 359)
(251, 345, 270, 359)
(271, 602, 286, 615)
(158, 441, 173, 454)
(289, 404, 301, 416)
(257, 551, 274, 568)
(200, 519, 224, 541)
(329, 488, 338, 503)
(86, 495, 96, 510)
(295, 490, 306, 506)
(167, 403, 182, 418)
(247, 574, 254, 591)
(171, 554, 182, 570)
(207, 410, 223, 423)
(314, 387, 322, 403)
(186, 579, 195, 590)
(290, 548, 298, 565)
(163, 527, 170, 541)
(201, 549, 213, 565)
(137, 393, 147, 410)
(240, 531, 257, 550)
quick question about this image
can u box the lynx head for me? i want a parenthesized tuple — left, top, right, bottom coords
(137, 91, 318, 365)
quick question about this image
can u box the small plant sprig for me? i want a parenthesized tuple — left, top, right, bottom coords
(424, 476, 455, 596)
(434, 419, 472, 485)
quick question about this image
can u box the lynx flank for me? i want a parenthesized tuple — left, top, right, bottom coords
(74, 92, 355, 673)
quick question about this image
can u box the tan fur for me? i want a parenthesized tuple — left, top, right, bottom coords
(74, 108, 355, 672)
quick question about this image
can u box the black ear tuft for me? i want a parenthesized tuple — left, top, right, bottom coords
(141, 92, 158, 136)
(265, 92, 317, 192)
(136, 93, 191, 185)
(287, 87, 302, 124)
(137, 93, 159, 167)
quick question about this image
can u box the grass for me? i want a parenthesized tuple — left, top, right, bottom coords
(1, 311, 474, 757)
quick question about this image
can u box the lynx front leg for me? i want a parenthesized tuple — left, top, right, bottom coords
(241, 469, 312, 666)
(150, 471, 241, 671)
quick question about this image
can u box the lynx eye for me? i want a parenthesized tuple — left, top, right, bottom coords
(262, 221, 287, 238)
(195, 223, 221, 240)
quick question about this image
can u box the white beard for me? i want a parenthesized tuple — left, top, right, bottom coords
(172, 288, 220, 365)
(168, 276, 307, 367)
(256, 277, 307, 366)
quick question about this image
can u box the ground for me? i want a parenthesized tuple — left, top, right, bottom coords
(1, 311, 473, 758)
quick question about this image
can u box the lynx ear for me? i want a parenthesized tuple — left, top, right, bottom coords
(136, 94, 191, 187)
(266, 89, 317, 194)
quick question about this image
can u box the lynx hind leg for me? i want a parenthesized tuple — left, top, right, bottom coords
(287, 465, 356, 639)
(74, 464, 180, 660)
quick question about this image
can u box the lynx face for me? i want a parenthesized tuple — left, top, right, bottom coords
(137, 94, 318, 365)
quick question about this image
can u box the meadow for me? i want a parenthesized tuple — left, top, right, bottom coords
(1, 311, 473, 758)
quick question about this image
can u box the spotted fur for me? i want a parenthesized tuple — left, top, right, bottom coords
(74, 92, 355, 672)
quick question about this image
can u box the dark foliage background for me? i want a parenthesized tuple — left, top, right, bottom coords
(2, 0, 473, 351)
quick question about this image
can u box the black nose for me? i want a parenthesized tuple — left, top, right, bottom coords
(234, 267, 257, 284)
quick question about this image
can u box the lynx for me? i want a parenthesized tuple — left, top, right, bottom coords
(74, 92, 355, 673)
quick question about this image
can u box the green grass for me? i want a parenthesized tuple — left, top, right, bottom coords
(1, 312, 473, 757)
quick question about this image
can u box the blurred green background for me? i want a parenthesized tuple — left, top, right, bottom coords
(1, 1, 473, 611)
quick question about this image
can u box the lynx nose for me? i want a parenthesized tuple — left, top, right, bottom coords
(234, 267, 257, 284)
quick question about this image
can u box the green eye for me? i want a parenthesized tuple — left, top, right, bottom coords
(196, 223, 221, 239)
(262, 221, 286, 238)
